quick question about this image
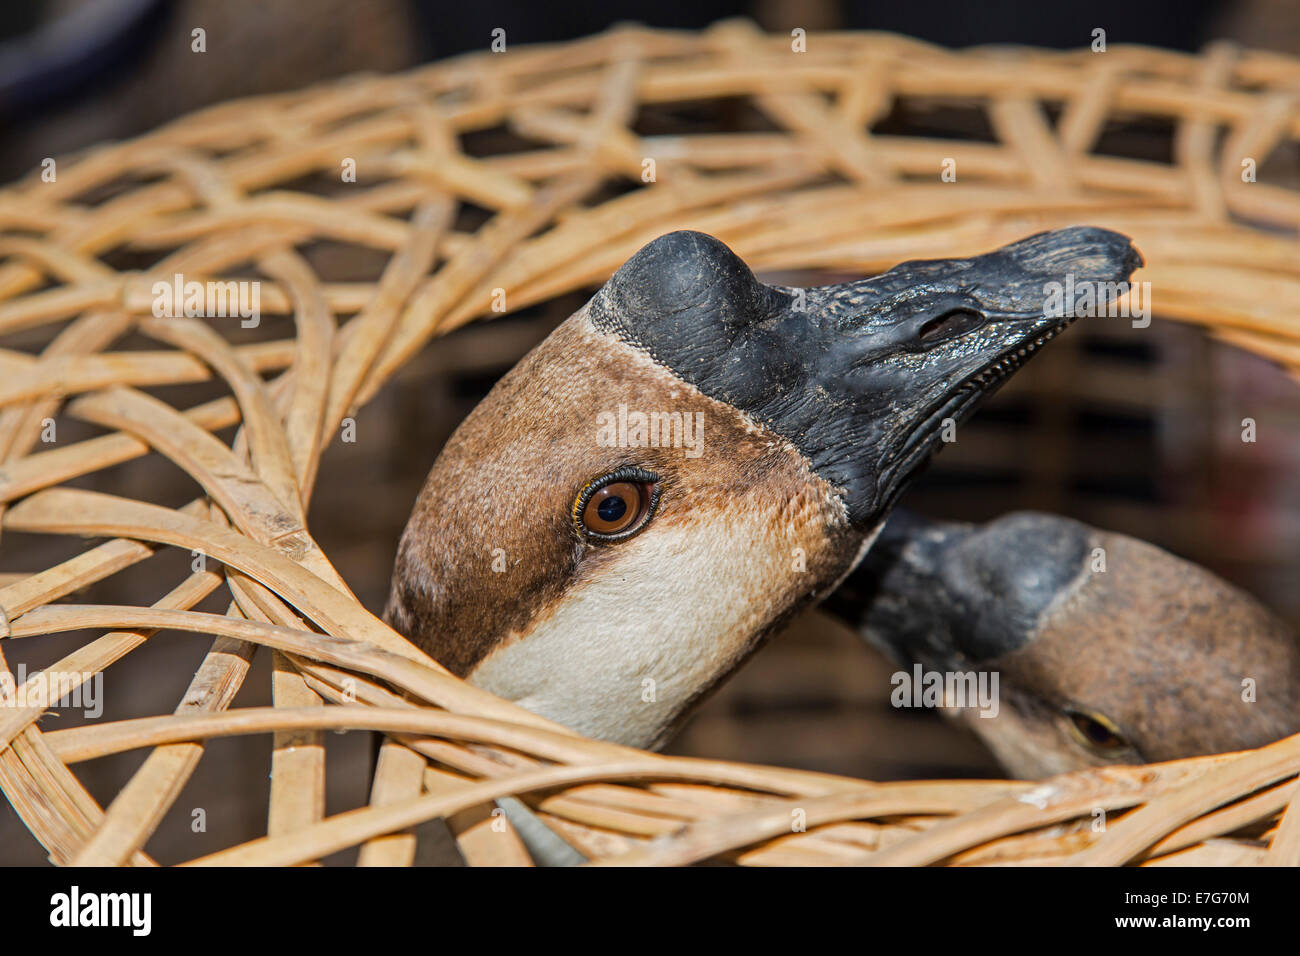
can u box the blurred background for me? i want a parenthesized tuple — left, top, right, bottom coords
(2, 0, 1299, 863)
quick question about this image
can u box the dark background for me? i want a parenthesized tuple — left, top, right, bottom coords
(1, 0, 1298, 864)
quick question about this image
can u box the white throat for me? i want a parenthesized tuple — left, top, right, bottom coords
(467, 510, 819, 748)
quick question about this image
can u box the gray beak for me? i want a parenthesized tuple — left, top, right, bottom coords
(823, 509, 1094, 669)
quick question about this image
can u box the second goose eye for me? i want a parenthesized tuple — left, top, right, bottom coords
(1062, 706, 1131, 755)
(573, 469, 660, 541)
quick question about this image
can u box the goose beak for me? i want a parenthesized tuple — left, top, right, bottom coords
(788, 226, 1145, 525)
(823, 509, 1094, 670)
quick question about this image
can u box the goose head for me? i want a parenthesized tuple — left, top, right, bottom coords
(386, 227, 1142, 748)
(826, 509, 1300, 776)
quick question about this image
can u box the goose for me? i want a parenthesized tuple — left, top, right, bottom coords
(825, 509, 1300, 777)
(385, 226, 1142, 753)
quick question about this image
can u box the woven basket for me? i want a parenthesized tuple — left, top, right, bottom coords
(1, 20, 1298, 866)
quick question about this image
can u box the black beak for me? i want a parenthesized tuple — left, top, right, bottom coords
(823, 509, 1095, 670)
(783, 227, 1144, 524)
(588, 227, 1143, 529)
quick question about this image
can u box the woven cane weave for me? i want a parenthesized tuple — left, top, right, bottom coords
(1, 21, 1298, 866)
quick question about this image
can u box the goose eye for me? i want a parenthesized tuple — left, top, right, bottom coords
(573, 469, 660, 541)
(1063, 707, 1130, 754)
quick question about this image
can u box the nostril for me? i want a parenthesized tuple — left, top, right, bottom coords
(919, 309, 983, 343)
